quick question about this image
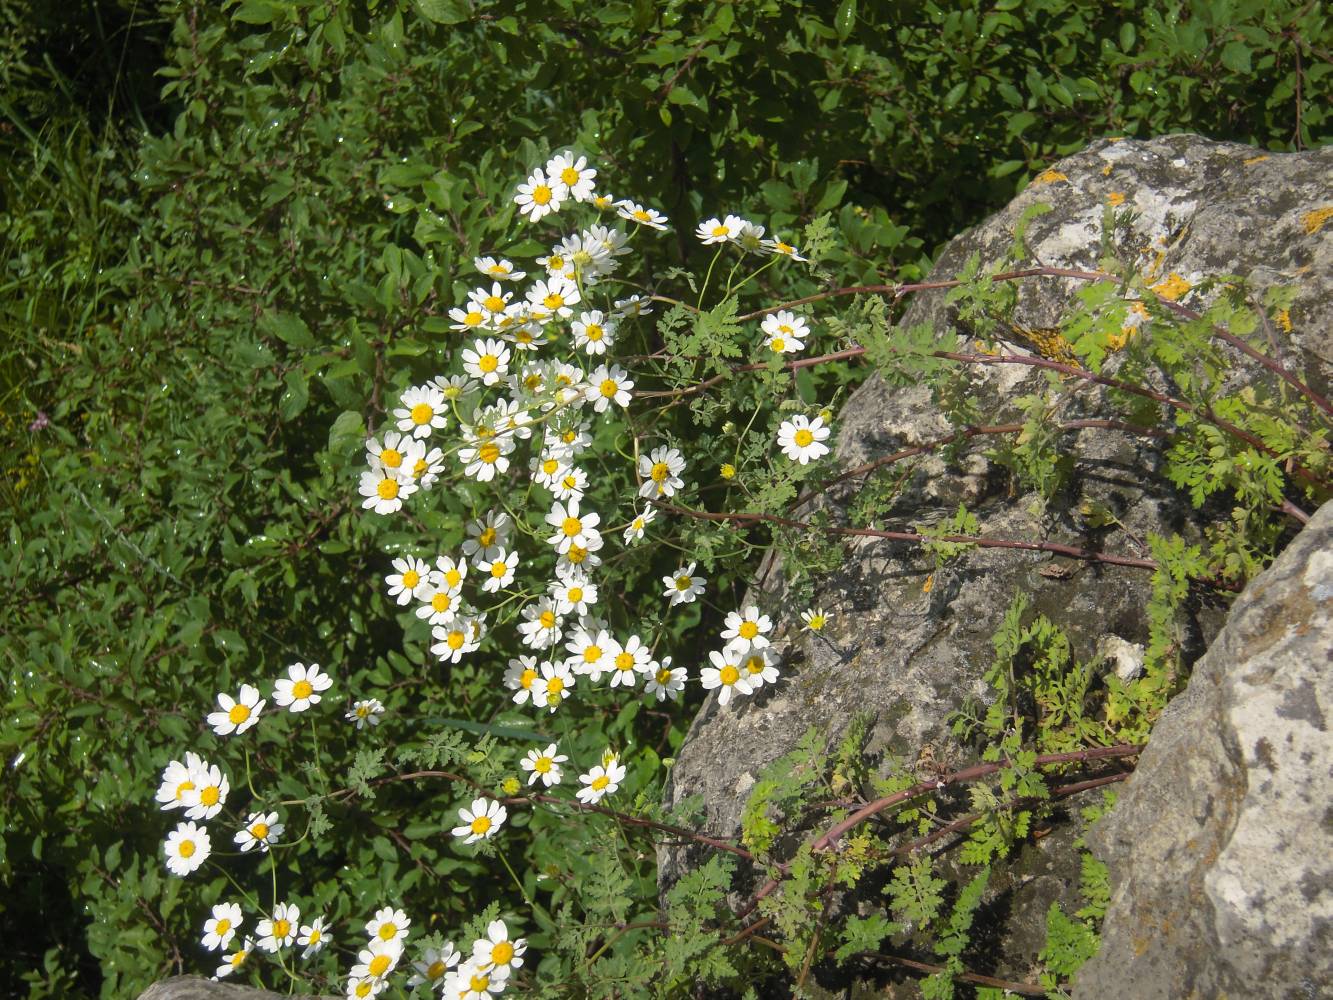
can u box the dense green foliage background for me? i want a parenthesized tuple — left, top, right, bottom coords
(1, 0, 1327, 996)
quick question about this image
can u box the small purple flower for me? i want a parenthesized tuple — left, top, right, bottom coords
(28, 411, 49, 432)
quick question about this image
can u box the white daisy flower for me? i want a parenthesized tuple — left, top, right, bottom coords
(532, 660, 575, 712)
(615, 200, 669, 230)
(721, 605, 773, 651)
(432, 618, 482, 664)
(215, 938, 253, 980)
(504, 655, 543, 706)
(393, 384, 449, 439)
(165, 821, 211, 877)
(526, 274, 580, 319)
(550, 570, 598, 616)
(156, 751, 204, 811)
(385, 556, 430, 605)
(480, 549, 518, 593)
(645, 656, 687, 702)
(739, 646, 781, 688)
(461, 337, 512, 386)
(473, 256, 525, 282)
(202, 902, 243, 952)
(433, 554, 468, 592)
(408, 941, 460, 987)
(346, 698, 385, 729)
(359, 468, 416, 515)
(701, 647, 754, 706)
(545, 498, 601, 554)
(776, 414, 831, 465)
(458, 435, 514, 483)
(514, 167, 565, 222)
(366, 906, 411, 944)
(760, 310, 809, 354)
(551, 464, 588, 503)
(612, 293, 653, 318)
(608, 634, 651, 688)
(349, 936, 403, 982)
(206, 684, 265, 737)
(256, 901, 300, 953)
(572, 310, 616, 355)
(517, 597, 564, 650)
(637, 445, 686, 499)
(761, 236, 808, 261)
(576, 757, 626, 804)
(183, 761, 229, 822)
(273, 662, 332, 713)
(801, 608, 830, 632)
(663, 562, 706, 606)
(520, 743, 567, 788)
(234, 810, 283, 853)
(585, 363, 633, 413)
(297, 916, 330, 959)
(546, 151, 597, 202)
(564, 625, 613, 683)
(365, 430, 424, 476)
(452, 797, 506, 844)
(444, 960, 509, 1000)
(415, 582, 461, 626)
(623, 505, 656, 543)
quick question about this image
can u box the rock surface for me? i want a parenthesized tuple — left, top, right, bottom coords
(138, 977, 337, 1000)
(658, 134, 1332, 986)
(1073, 500, 1332, 1000)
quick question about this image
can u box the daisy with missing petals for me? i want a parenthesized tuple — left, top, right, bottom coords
(645, 656, 687, 702)
(345, 975, 386, 1000)
(480, 549, 518, 593)
(776, 414, 831, 465)
(203, 902, 243, 952)
(164, 821, 211, 876)
(273, 662, 332, 713)
(612, 293, 654, 318)
(409, 942, 461, 988)
(623, 505, 656, 543)
(452, 797, 507, 844)
(520, 743, 567, 787)
(532, 660, 575, 712)
(517, 597, 564, 650)
(695, 215, 744, 245)
(736, 219, 766, 252)
(762, 236, 809, 261)
(207, 684, 265, 737)
(473, 918, 528, 971)
(461, 511, 512, 562)
(156, 752, 203, 811)
(740, 646, 781, 689)
(802, 608, 830, 632)
(572, 310, 616, 355)
(722, 605, 773, 651)
(504, 655, 542, 706)
(616, 200, 669, 230)
(557, 536, 603, 575)
(663, 562, 706, 607)
(347, 698, 385, 729)
(527, 274, 580, 319)
(359, 467, 416, 515)
(546, 151, 597, 201)
(474, 256, 526, 282)
(298, 916, 330, 959)
(234, 810, 283, 853)
(216, 938, 253, 980)
(385, 556, 430, 606)
(461, 338, 512, 387)
(183, 762, 229, 822)
(637, 446, 686, 499)
(760, 310, 810, 354)
(551, 570, 598, 616)
(701, 647, 754, 706)
(366, 906, 411, 944)
(514, 167, 565, 222)
(257, 901, 300, 953)
(576, 756, 626, 804)
(404, 445, 445, 489)
(585, 363, 633, 413)
(394, 384, 449, 440)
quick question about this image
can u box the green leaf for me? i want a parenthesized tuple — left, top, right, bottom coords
(279, 369, 310, 421)
(834, 0, 857, 40)
(1220, 40, 1251, 73)
(414, 0, 471, 24)
(262, 313, 316, 349)
(328, 410, 365, 455)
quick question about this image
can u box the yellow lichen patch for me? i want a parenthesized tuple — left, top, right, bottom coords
(1106, 191, 1126, 207)
(1101, 164, 1113, 176)
(1032, 169, 1068, 186)
(1300, 206, 1333, 235)
(1277, 309, 1292, 333)
(1009, 322, 1082, 369)
(922, 573, 934, 594)
(1243, 154, 1269, 165)
(1151, 272, 1193, 301)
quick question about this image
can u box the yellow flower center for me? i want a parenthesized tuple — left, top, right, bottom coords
(525, 373, 543, 390)
(401, 569, 420, 589)
(599, 378, 618, 398)
(543, 292, 565, 311)
(426, 960, 446, 980)
(562, 429, 576, 442)
(633, 209, 650, 222)
(470, 815, 492, 835)
(490, 560, 508, 579)
(488, 264, 508, 276)
(561, 474, 578, 490)
(231, 950, 247, 969)
(586, 324, 604, 341)
(562, 516, 582, 537)
(216, 918, 232, 935)
(492, 940, 516, 964)
(272, 918, 291, 940)
(179, 840, 196, 858)
(478, 442, 501, 464)
(719, 665, 740, 685)
(739, 621, 759, 639)
(368, 953, 391, 977)
(583, 645, 603, 663)
(228, 704, 250, 725)
(771, 337, 786, 352)
(656, 668, 672, 684)
(560, 166, 580, 186)
(377, 478, 399, 500)
(447, 630, 465, 650)
(541, 458, 559, 475)
(469, 975, 491, 992)
(539, 610, 557, 629)
(778, 324, 793, 335)
(745, 656, 765, 675)
(675, 576, 692, 591)
(479, 526, 497, 546)
(547, 676, 565, 694)
(776, 241, 794, 254)
(567, 545, 588, 563)
(615, 652, 634, 671)
(445, 568, 462, 588)
(200, 785, 220, 806)
(377, 923, 398, 941)
(380, 447, 402, 468)
(464, 311, 483, 326)
(410, 402, 433, 425)
(808, 614, 826, 630)
(483, 295, 505, 312)
(250, 822, 268, 839)
(532, 184, 552, 206)
(520, 668, 537, 689)
(567, 586, 583, 602)
(356, 705, 370, 717)
(291, 679, 313, 699)
(307, 928, 321, 944)
(651, 462, 669, 482)
(174, 779, 195, 800)
(591, 775, 610, 790)
(711, 224, 729, 237)
(794, 429, 814, 447)
(478, 354, 498, 373)
(432, 592, 453, 613)
(534, 757, 552, 774)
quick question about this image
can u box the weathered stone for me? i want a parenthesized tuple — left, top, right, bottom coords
(137, 977, 338, 1000)
(1073, 501, 1332, 1000)
(658, 135, 1332, 986)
